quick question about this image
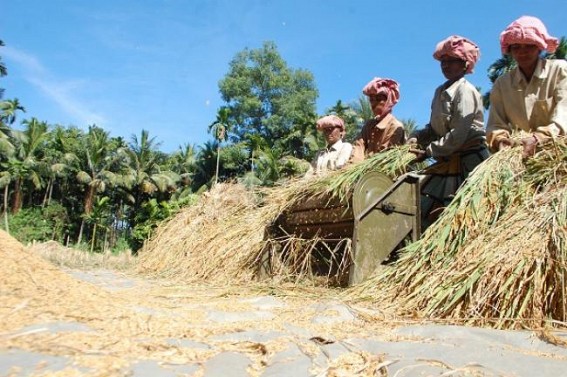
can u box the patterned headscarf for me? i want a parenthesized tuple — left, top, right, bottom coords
(500, 15, 558, 54)
(362, 78, 400, 116)
(433, 35, 480, 74)
(316, 115, 345, 131)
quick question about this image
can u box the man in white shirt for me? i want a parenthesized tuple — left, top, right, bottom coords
(307, 115, 353, 176)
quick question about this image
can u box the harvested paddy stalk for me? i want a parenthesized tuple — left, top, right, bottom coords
(347, 137, 567, 329)
(137, 146, 416, 285)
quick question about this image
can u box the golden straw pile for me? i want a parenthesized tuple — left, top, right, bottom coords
(0, 230, 116, 334)
(137, 146, 416, 284)
(346, 137, 567, 329)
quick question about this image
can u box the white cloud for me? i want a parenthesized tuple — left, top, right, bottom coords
(3, 46, 106, 126)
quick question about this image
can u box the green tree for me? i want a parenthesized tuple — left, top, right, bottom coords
(40, 125, 78, 208)
(218, 41, 318, 154)
(166, 143, 197, 199)
(545, 36, 567, 60)
(7, 117, 49, 213)
(75, 125, 127, 244)
(244, 133, 267, 174)
(0, 99, 25, 126)
(0, 99, 25, 158)
(0, 39, 7, 99)
(192, 141, 218, 190)
(347, 95, 374, 141)
(208, 107, 230, 186)
(123, 130, 179, 233)
(401, 118, 418, 136)
(83, 196, 111, 252)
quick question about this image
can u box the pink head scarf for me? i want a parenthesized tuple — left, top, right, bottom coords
(362, 78, 400, 116)
(500, 16, 558, 54)
(316, 115, 345, 131)
(433, 35, 480, 74)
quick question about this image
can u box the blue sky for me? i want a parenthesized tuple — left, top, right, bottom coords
(2, 0, 565, 152)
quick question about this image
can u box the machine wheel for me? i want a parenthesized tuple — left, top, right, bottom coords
(353, 172, 394, 218)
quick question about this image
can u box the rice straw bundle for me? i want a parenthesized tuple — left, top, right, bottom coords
(346, 137, 567, 329)
(137, 183, 275, 282)
(300, 144, 417, 203)
(137, 146, 416, 285)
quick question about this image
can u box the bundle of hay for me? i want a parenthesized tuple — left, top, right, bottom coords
(347, 137, 567, 329)
(137, 146, 417, 285)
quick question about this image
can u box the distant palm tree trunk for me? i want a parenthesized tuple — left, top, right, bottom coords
(84, 185, 96, 215)
(103, 229, 108, 253)
(214, 144, 221, 186)
(42, 178, 52, 207)
(3, 185, 9, 234)
(48, 180, 54, 206)
(78, 219, 85, 244)
(11, 178, 22, 214)
(91, 223, 97, 253)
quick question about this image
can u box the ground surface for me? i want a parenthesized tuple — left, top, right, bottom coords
(2, 233, 567, 376)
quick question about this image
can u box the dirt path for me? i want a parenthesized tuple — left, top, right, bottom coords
(2, 231, 567, 376)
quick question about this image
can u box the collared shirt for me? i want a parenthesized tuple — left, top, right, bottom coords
(487, 58, 567, 150)
(309, 139, 353, 175)
(411, 77, 485, 158)
(350, 113, 405, 163)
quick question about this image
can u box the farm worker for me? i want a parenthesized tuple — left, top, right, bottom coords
(407, 35, 488, 230)
(487, 15, 567, 158)
(306, 115, 353, 176)
(350, 77, 406, 163)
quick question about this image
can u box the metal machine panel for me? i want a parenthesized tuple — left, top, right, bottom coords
(349, 173, 421, 285)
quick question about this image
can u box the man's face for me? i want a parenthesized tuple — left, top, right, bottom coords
(368, 93, 388, 117)
(322, 125, 343, 145)
(440, 57, 467, 81)
(509, 43, 540, 68)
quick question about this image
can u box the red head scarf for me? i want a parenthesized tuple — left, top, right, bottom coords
(433, 35, 480, 74)
(316, 115, 345, 131)
(362, 78, 400, 116)
(500, 15, 558, 54)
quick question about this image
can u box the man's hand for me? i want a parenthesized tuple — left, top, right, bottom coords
(497, 138, 517, 151)
(406, 137, 418, 145)
(409, 148, 427, 162)
(520, 135, 539, 159)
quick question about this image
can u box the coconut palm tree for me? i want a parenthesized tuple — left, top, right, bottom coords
(0, 98, 25, 125)
(0, 39, 7, 99)
(83, 196, 111, 252)
(40, 125, 77, 207)
(0, 99, 25, 158)
(545, 36, 567, 60)
(208, 107, 230, 186)
(0, 40, 6, 77)
(75, 125, 127, 244)
(166, 143, 198, 199)
(123, 129, 179, 223)
(347, 95, 374, 141)
(8, 117, 49, 213)
(244, 133, 267, 174)
(401, 118, 418, 136)
(192, 141, 218, 190)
